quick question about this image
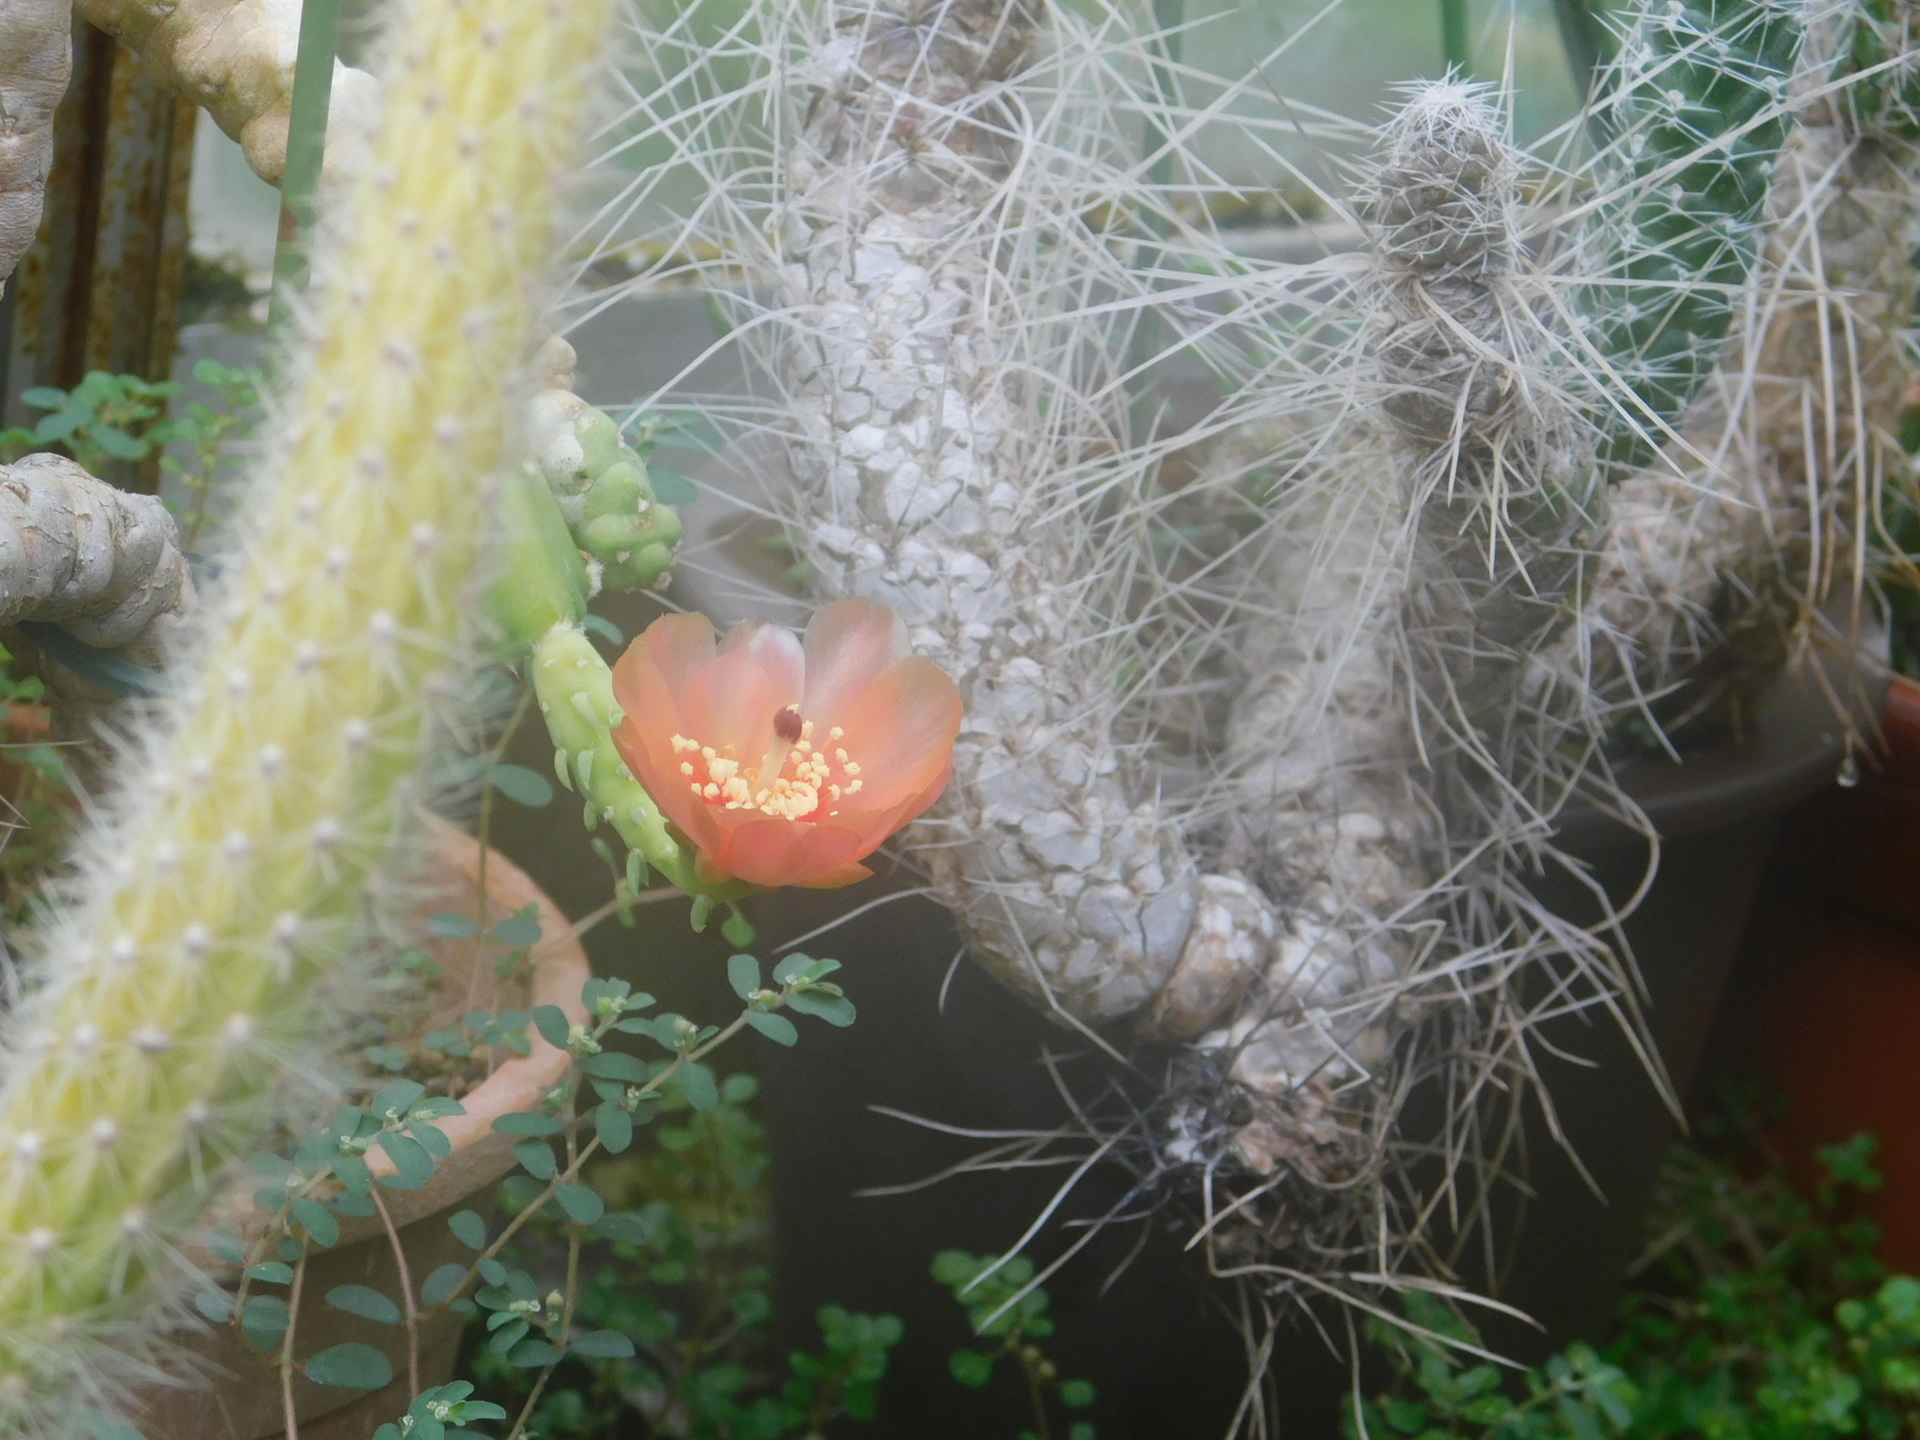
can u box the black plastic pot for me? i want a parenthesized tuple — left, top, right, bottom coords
(740, 645, 1884, 1440)
(1480, 641, 1884, 1360)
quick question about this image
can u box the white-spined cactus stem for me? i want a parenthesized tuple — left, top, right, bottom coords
(0, 0, 612, 1420)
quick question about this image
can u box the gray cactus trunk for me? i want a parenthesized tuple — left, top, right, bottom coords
(775, 0, 1280, 1038)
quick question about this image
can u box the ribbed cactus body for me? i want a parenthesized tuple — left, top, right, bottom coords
(1580, 1, 1920, 721)
(1577, 0, 1804, 472)
(0, 0, 611, 1416)
(529, 391, 684, 595)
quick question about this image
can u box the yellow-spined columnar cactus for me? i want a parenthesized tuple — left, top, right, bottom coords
(0, 0, 612, 1421)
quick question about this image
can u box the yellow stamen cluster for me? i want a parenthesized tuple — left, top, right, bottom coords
(671, 719, 865, 820)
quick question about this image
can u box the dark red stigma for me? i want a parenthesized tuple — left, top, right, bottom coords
(773, 705, 804, 742)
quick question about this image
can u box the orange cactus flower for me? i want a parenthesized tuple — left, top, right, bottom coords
(611, 599, 962, 889)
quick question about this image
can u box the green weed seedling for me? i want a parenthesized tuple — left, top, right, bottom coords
(1350, 1124, 1920, 1440)
(932, 1250, 1097, 1440)
(468, 1067, 900, 1438)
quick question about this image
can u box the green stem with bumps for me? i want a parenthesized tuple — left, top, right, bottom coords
(530, 625, 750, 906)
(1576, 0, 1804, 472)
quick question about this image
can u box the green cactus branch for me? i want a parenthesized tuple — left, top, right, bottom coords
(0, 0, 615, 1419)
(1576, 0, 1804, 472)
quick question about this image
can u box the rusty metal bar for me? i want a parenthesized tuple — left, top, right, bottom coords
(0, 16, 196, 492)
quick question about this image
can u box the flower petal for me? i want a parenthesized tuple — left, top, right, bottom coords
(612, 712, 729, 864)
(612, 615, 730, 859)
(827, 656, 963, 811)
(684, 621, 805, 760)
(835, 760, 952, 848)
(801, 598, 910, 723)
(715, 816, 874, 889)
(614, 612, 715, 741)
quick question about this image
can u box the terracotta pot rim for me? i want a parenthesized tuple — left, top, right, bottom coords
(195, 823, 593, 1259)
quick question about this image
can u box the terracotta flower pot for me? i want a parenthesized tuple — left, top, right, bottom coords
(132, 826, 591, 1440)
(1743, 674, 1920, 1273)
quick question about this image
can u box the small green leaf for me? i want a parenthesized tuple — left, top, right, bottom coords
(950, 1348, 996, 1388)
(531, 1004, 571, 1049)
(744, 1010, 798, 1046)
(304, 1342, 394, 1389)
(326, 1284, 402, 1325)
(720, 906, 757, 950)
(488, 763, 555, 808)
(375, 1131, 436, 1190)
(569, 1329, 636, 1359)
(195, 1289, 235, 1323)
(678, 1061, 719, 1112)
(411, 1119, 453, 1159)
(246, 1262, 295, 1285)
(772, 952, 814, 985)
(94, 424, 149, 460)
(648, 468, 698, 504)
(422, 1263, 466, 1306)
(491, 1110, 566, 1136)
(19, 387, 66, 409)
(328, 1189, 377, 1218)
(508, 1337, 567, 1368)
(75, 1411, 146, 1440)
(581, 613, 624, 645)
(787, 990, 856, 1027)
(428, 911, 481, 939)
(33, 410, 83, 442)
(581, 1051, 649, 1082)
(594, 1101, 634, 1154)
(513, 1140, 557, 1179)
(488, 1320, 530, 1354)
(490, 906, 543, 947)
(1059, 1379, 1096, 1408)
(448, 1211, 487, 1250)
(370, 1079, 427, 1118)
(241, 1294, 290, 1349)
(556, 1184, 605, 1225)
(727, 953, 760, 1000)
(594, 1211, 652, 1246)
(292, 1198, 340, 1248)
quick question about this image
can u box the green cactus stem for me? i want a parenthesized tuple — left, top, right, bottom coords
(0, 0, 614, 1419)
(529, 387, 684, 595)
(1577, 0, 1804, 473)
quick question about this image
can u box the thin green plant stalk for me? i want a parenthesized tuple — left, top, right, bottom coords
(266, 0, 343, 337)
(0, 0, 615, 1421)
(1441, 0, 1471, 74)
